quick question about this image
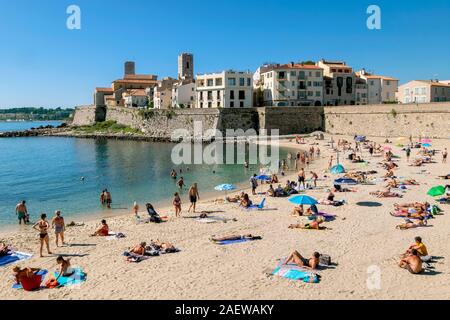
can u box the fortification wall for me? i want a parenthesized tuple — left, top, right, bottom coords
(324, 103, 450, 138)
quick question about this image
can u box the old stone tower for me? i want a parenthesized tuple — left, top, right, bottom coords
(178, 53, 194, 80)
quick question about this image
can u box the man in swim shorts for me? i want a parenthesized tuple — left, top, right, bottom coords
(16, 200, 28, 225)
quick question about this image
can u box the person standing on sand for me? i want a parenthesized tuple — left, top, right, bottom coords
(51, 210, 66, 247)
(250, 174, 258, 195)
(173, 193, 182, 217)
(443, 148, 448, 164)
(188, 183, 200, 214)
(298, 168, 306, 189)
(328, 156, 334, 170)
(16, 200, 28, 225)
(405, 147, 411, 163)
(310, 171, 319, 188)
(33, 214, 52, 257)
(133, 201, 139, 217)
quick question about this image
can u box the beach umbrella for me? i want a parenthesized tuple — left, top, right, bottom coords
(383, 146, 392, 151)
(215, 184, 236, 191)
(355, 135, 366, 142)
(288, 195, 318, 206)
(427, 186, 445, 197)
(421, 139, 432, 143)
(255, 174, 271, 181)
(422, 143, 432, 148)
(215, 184, 237, 200)
(334, 178, 358, 185)
(330, 164, 345, 174)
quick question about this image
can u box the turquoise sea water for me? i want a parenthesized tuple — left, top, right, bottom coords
(0, 120, 63, 133)
(0, 122, 287, 226)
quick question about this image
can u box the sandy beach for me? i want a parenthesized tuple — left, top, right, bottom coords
(1, 134, 449, 300)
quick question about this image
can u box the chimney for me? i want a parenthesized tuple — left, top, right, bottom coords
(290, 62, 294, 67)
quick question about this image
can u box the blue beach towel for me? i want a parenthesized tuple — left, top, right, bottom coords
(271, 260, 321, 283)
(53, 268, 87, 287)
(0, 251, 33, 267)
(215, 237, 261, 245)
(247, 198, 266, 210)
(12, 269, 48, 289)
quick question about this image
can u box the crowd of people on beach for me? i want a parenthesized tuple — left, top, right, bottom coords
(4, 132, 449, 292)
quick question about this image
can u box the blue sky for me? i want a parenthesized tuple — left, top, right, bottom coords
(0, 0, 449, 108)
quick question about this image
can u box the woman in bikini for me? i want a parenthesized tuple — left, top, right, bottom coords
(33, 214, 52, 257)
(173, 193, 182, 217)
(51, 210, 66, 247)
(289, 216, 326, 230)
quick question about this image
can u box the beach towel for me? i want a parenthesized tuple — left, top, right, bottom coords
(214, 237, 262, 245)
(195, 216, 230, 224)
(123, 251, 150, 263)
(105, 232, 126, 241)
(308, 212, 336, 222)
(270, 260, 320, 283)
(53, 268, 86, 287)
(247, 198, 266, 210)
(0, 251, 33, 267)
(12, 269, 48, 290)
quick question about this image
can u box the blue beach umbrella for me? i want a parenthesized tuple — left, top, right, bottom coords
(334, 178, 358, 185)
(355, 135, 366, 142)
(255, 174, 271, 181)
(215, 184, 237, 200)
(422, 143, 432, 148)
(288, 195, 318, 206)
(330, 164, 345, 174)
(215, 184, 236, 191)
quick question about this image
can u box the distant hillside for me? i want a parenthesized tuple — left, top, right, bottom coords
(0, 107, 74, 121)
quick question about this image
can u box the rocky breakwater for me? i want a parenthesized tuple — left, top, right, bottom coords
(0, 124, 69, 138)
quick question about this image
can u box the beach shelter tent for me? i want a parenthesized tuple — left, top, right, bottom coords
(288, 195, 318, 206)
(330, 164, 345, 174)
(427, 186, 445, 197)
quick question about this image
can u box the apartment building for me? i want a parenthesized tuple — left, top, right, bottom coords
(257, 63, 324, 106)
(196, 71, 253, 108)
(397, 80, 450, 104)
(172, 80, 196, 108)
(355, 78, 368, 105)
(356, 69, 398, 104)
(123, 89, 149, 108)
(154, 77, 178, 109)
(317, 59, 355, 106)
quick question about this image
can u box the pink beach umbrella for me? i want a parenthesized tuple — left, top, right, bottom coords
(421, 139, 432, 143)
(383, 146, 392, 151)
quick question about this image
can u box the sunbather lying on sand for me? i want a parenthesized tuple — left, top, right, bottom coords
(13, 266, 42, 285)
(391, 211, 430, 219)
(400, 179, 419, 185)
(394, 202, 428, 212)
(210, 234, 262, 242)
(150, 240, 177, 252)
(90, 220, 109, 236)
(289, 216, 326, 230)
(438, 174, 450, 180)
(226, 192, 245, 203)
(399, 249, 423, 274)
(284, 250, 320, 270)
(370, 188, 402, 198)
(396, 217, 427, 230)
(409, 159, 423, 167)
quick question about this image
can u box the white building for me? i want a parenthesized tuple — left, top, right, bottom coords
(196, 70, 253, 108)
(397, 80, 450, 104)
(123, 89, 149, 108)
(257, 63, 324, 106)
(355, 78, 368, 105)
(154, 77, 178, 109)
(356, 69, 398, 104)
(172, 80, 196, 108)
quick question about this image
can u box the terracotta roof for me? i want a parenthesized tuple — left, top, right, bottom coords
(124, 74, 158, 80)
(113, 79, 158, 84)
(96, 87, 114, 92)
(364, 75, 398, 81)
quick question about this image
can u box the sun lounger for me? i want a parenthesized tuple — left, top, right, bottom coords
(0, 251, 33, 267)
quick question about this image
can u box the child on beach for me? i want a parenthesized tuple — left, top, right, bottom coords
(173, 193, 182, 217)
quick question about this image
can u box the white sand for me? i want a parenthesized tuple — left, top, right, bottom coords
(1, 135, 449, 300)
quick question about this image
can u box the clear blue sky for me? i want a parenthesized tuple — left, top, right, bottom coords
(0, 0, 449, 108)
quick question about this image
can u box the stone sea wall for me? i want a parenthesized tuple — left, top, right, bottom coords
(324, 103, 450, 138)
(71, 102, 450, 139)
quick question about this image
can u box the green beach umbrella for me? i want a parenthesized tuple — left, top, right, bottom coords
(427, 186, 445, 197)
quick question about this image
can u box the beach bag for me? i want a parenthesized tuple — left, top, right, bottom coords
(319, 254, 331, 266)
(45, 278, 59, 289)
(21, 275, 43, 291)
